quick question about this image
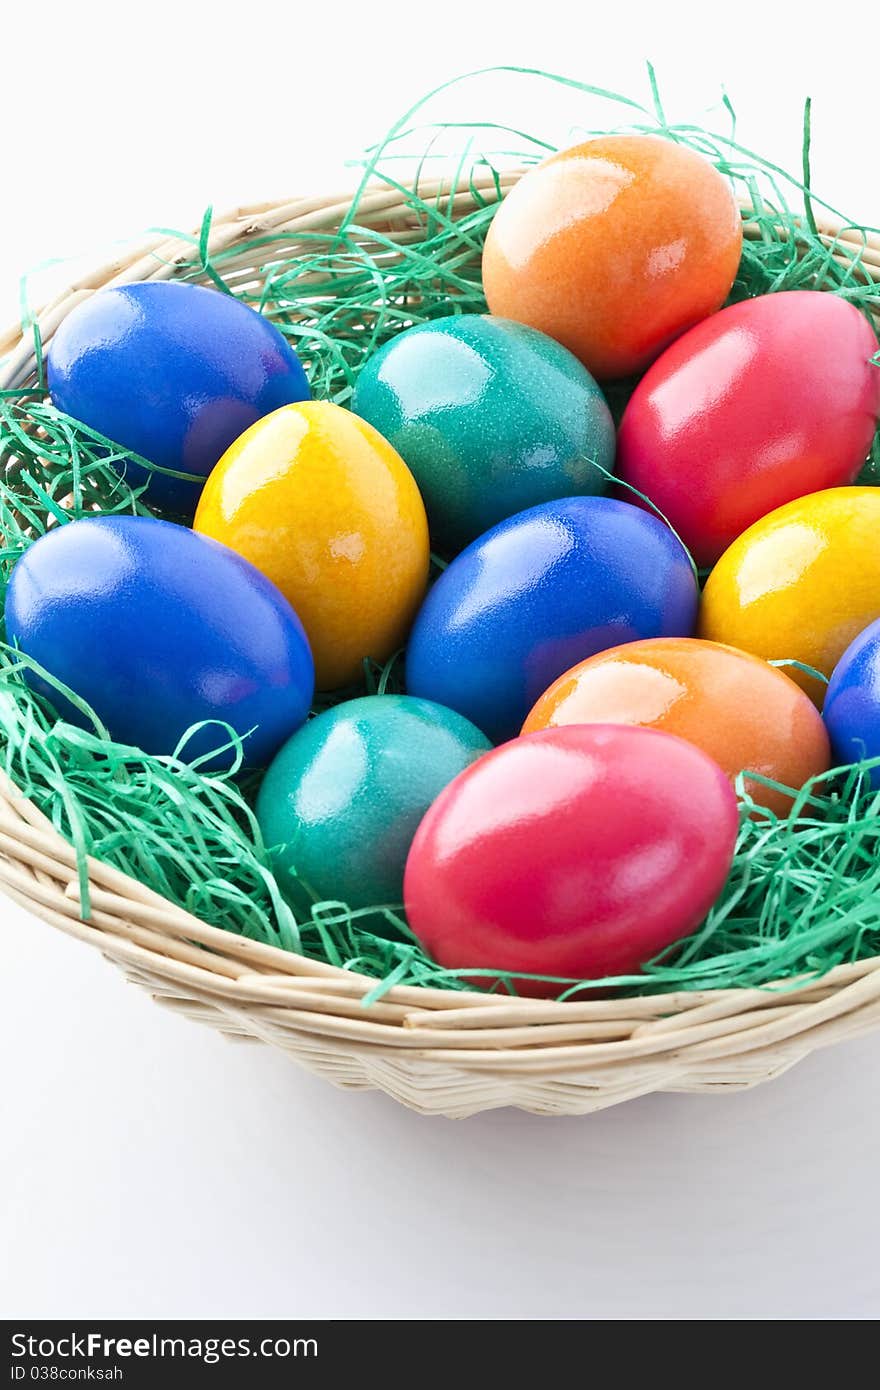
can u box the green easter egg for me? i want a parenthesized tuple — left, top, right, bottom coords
(256, 694, 491, 916)
(351, 313, 616, 552)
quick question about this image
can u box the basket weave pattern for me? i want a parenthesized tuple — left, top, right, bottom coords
(2, 177, 880, 1118)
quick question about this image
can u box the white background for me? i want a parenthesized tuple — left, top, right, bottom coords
(3, 0, 880, 1321)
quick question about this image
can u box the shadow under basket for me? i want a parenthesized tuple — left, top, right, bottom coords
(2, 175, 880, 1118)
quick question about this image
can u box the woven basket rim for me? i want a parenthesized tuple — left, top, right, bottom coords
(3, 172, 880, 1115)
(3, 179, 878, 385)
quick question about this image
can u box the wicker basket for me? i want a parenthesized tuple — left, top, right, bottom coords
(2, 174, 880, 1119)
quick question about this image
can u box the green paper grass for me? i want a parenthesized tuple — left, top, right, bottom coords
(2, 67, 880, 1003)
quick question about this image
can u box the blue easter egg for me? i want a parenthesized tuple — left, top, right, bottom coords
(256, 694, 491, 913)
(823, 618, 880, 784)
(47, 282, 310, 513)
(5, 516, 315, 769)
(351, 314, 615, 551)
(405, 496, 699, 742)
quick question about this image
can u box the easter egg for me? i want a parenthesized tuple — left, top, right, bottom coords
(405, 496, 698, 743)
(481, 135, 742, 380)
(617, 291, 880, 566)
(699, 487, 880, 704)
(523, 637, 830, 816)
(4, 516, 314, 768)
(47, 282, 310, 513)
(194, 401, 430, 690)
(350, 314, 615, 551)
(404, 724, 739, 995)
(823, 619, 880, 784)
(256, 695, 491, 913)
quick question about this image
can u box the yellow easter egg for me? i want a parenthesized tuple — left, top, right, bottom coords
(193, 401, 430, 690)
(700, 487, 880, 704)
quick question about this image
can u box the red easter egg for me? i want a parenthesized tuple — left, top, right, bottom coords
(617, 290, 880, 567)
(404, 725, 738, 996)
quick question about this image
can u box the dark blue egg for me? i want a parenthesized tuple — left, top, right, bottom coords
(4, 516, 315, 769)
(47, 282, 310, 513)
(823, 618, 880, 785)
(405, 496, 699, 742)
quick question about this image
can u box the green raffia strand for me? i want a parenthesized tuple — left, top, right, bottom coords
(3, 66, 880, 1004)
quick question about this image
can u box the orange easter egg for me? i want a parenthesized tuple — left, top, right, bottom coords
(482, 135, 743, 380)
(522, 637, 830, 816)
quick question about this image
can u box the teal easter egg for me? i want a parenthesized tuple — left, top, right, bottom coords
(351, 314, 616, 551)
(256, 694, 491, 915)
